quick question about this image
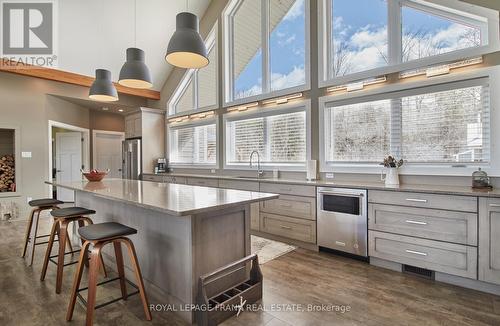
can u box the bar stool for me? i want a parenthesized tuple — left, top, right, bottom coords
(21, 198, 73, 266)
(66, 222, 152, 326)
(40, 207, 107, 294)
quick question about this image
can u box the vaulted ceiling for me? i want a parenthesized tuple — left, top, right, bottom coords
(56, 0, 212, 91)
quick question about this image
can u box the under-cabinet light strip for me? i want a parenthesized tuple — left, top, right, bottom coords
(399, 57, 483, 79)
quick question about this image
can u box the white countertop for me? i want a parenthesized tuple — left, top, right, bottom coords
(46, 179, 279, 216)
(143, 172, 500, 198)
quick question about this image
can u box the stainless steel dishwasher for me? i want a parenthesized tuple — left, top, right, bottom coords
(317, 187, 368, 258)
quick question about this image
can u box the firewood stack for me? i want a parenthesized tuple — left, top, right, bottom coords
(0, 155, 15, 192)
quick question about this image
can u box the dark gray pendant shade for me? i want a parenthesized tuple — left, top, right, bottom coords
(89, 69, 119, 102)
(118, 47, 153, 89)
(166, 12, 209, 69)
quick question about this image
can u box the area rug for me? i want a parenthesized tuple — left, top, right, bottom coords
(251, 235, 297, 264)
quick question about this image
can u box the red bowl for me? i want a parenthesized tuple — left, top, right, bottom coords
(82, 171, 108, 182)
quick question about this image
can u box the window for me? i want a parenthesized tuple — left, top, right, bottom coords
(224, 0, 309, 104)
(322, 79, 489, 167)
(225, 105, 309, 168)
(168, 27, 218, 116)
(168, 121, 217, 166)
(319, 0, 498, 86)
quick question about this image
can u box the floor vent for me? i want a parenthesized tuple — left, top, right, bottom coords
(403, 265, 434, 280)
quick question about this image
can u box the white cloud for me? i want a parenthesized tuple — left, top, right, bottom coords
(282, 0, 304, 21)
(270, 66, 305, 91)
(350, 26, 387, 49)
(279, 34, 296, 46)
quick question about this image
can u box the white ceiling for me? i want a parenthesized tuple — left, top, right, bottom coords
(57, 0, 212, 91)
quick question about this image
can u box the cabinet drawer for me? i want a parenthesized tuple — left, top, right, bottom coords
(368, 190, 477, 212)
(186, 177, 219, 187)
(260, 195, 316, 220)
(369, 231, 477, 279)
(219, 179, 259, 191)
(260, 213, 316, 243)
(260, 183, 315, 197)
(369, 204, 477, 245)
(142, 175, 163, 182)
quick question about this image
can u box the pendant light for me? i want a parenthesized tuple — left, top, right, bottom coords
(118, 0, 153, 89)
(89, 69, 119, 102)
(165, 0, 208, 69)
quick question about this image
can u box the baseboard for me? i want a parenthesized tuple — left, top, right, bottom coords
(251, 230, 319, 251)
(435, 272, 500, 296)
(369, 257, 403, 272)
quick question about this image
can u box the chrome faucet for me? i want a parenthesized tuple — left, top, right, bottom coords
(249, 150, 264, 178)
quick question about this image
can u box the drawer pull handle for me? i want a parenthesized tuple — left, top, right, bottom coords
(335, 241, 346, 246)
(490, 204, 500, 207)
(405, 220, 428, 225)
(280, 204, 293, 208)
(279, 225, 292, 230)
(406, 198, 428, 203)
(405, 249, 427, 256)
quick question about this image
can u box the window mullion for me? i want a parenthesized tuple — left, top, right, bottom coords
(262, 0, 270, 93)
(388, 0, 402, 65)
(390, 98, 402, 158)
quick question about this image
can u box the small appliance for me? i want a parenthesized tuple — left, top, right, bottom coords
(155, 158, 168, 174)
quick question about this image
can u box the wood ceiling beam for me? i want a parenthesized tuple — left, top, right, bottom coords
(0, 59, 161, 100)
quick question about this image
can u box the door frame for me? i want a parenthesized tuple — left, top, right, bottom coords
(47, 120, 90, 197)
(91, 129, 125, 169)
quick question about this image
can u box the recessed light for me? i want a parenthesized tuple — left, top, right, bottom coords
(102, 107, 109, 111)
(118, 109, 124, 112)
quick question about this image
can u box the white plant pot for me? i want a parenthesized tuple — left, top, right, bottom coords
(381, 168, 400, 186)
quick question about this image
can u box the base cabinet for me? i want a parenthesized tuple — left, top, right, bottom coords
(479, 198, 500, 285)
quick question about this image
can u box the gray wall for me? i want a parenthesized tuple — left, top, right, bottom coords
(0, 71, 142, 215)
(150, 0, 500, 188)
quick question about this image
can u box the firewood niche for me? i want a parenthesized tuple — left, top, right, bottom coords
(0, 155, 15, 192)
(0, 129, 16, 193)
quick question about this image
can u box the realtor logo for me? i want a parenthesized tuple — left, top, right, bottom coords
(1, 0, 57, 67)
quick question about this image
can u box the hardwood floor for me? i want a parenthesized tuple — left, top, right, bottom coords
(1, 218, 500, 325)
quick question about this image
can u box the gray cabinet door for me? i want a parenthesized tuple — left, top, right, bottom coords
(479, 198, 500, 285)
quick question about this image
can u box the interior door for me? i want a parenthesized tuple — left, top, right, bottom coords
(93, 131, 125, 178)
(55, 132, 82, 202)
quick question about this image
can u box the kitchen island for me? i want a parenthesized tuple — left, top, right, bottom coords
(46, 179, 278, 323)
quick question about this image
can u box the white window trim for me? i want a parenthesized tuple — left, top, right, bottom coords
(222, 0, 311, 107)
(167, 24, 219, 118)
(166, 117, 219, 169)
(223, 100, 312, 171)
(317, 0, 500, 88)
(319, 65, 500, 176)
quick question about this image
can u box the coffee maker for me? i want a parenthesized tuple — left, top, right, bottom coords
(155, 158, 168, 174)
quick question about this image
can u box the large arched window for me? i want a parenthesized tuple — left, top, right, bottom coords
(168, 26, 218, 116)
(223, 0, 310, 105)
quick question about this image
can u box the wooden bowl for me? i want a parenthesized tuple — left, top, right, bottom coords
(81, 170, 108, 182)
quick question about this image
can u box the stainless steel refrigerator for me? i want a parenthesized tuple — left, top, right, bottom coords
(122, 139, 142, 180)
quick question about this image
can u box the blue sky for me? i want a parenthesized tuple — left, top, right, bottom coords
(235, 0, 480, 96)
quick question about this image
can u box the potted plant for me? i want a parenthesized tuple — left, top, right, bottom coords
(380, 156, 404, 186)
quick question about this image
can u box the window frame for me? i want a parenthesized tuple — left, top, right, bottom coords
(166, 117, 219, 169)
(318, 0, 500, 88)
(223, 100, 311, 171)
(319, 65, 500, 176)
(222, 0, 311, 107)
(167, 24, 219, 118)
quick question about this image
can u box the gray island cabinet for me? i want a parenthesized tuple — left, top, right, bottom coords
(46, 179, 278, 324)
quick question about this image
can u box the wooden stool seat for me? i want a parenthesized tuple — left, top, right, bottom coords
(28, 198, 64, 207)
(40, 207, 106, 294)
(78, 222, 137, 240)
(67, 222, 152, 326)
(21, 198, 70, 266)
(51, 207, 96, 218)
